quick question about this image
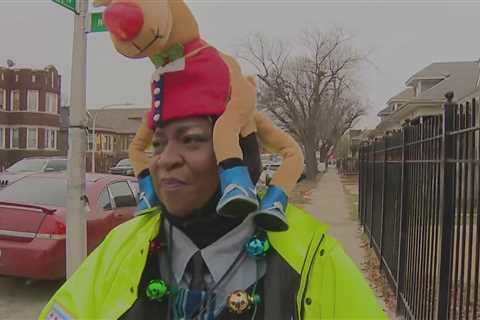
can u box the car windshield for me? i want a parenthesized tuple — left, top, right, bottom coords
(117, 159, 131, 167)
(0, 177, 69, 207)
(6, 159, 46, 173)
(45, 159, 67, 172)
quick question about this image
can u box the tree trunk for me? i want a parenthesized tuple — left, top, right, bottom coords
(304, 139, 318, 180)
(318, 144, 330, 163)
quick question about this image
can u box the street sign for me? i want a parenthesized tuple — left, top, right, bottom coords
(52, 0, 77, 13)
(89, 12, 107, 33)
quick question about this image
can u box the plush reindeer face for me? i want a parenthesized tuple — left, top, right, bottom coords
(93, 0, 173, 58)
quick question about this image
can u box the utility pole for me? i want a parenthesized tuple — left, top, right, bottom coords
(65, 0, 88, 278)
(52, 0, 108, 277)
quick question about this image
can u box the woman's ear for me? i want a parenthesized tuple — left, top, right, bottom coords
(92, 0, 112, 7)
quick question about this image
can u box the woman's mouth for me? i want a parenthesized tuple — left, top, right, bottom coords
(160, 178, 188, 190)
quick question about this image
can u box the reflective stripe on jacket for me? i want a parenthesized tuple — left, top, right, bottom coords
(39, 205, 387, 319)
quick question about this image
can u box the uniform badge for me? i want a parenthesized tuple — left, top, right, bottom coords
(46, 303, 72, 320)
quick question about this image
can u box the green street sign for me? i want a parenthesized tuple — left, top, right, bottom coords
(52, 0, 77, 13)
(90, 12, 107, 33)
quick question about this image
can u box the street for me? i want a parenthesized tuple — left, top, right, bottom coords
(0, 276, 61, 320)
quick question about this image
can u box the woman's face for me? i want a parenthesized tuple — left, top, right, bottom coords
(149, 117, 219, 217)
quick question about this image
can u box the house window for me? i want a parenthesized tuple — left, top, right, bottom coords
(51, 72, 55, 88)
(0, 89, 5, 110)
(10, 128, 20, 149)
(44, 128, 57, 150)
(32, 75, 36, 83)
(121, 136, 129, 151)
(46, 92, 57, 113)
(27, 128, 38, 149)
(0, 73, 4, 81)
(101, 134, 113, 152)
(27, 90, 39, 112)
(11, 90, 20, 111)
(15, 74, 19, 82)
(0, 128, 4, 149)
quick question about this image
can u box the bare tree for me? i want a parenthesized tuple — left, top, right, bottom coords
(238, 27, 367, 179)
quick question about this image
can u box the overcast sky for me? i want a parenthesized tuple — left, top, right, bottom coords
(1, 0, 480, 128)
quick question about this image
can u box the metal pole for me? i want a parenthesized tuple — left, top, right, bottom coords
(92, 113, 96, 173)
(66, 0, 88, 278)
(379, 136, 388, 270)
(370, 139, 376, 247)
(396, 124, 408, 315)
(437, 92, 456, 319)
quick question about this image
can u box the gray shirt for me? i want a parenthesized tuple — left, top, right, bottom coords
(160, 215, 266, 315)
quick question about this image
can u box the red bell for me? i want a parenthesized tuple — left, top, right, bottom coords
(103, 2, 144, 41)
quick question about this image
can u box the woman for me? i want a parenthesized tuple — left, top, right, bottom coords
(39, 113, 385, 319)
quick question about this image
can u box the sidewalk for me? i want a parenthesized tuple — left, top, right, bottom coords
(303, 169, 364, 267)
(302, 169, 393, 318)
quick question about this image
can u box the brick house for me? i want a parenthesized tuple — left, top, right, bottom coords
(0, 65, 63, 170)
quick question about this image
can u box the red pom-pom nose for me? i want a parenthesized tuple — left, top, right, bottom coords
(103, 2, 144, 41)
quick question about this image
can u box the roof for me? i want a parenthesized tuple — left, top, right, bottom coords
(22, 156, 67, 160)
(388, 87, 415, 103)
(379, 88, 415, 117)
(87, 106, 148, 134)
(406, 61, 480, 101)
(377, 105, 394, 117)
(460, 85, 480, 102)
(0, 65, 59, 73)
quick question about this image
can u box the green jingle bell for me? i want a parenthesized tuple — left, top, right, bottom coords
(227, 290, 261, 314)
(245, 235, 270, 258)
(146, 279, 169, 302)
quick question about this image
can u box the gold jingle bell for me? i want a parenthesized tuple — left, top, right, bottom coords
(227, 290, 253, 314)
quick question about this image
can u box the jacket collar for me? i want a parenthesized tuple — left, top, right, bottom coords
(136, 204, 329, 275)
(267, 205, 328, 274)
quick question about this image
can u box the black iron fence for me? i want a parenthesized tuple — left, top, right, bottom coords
(337, 158, 359, 176)
(359, 93, 480, 319)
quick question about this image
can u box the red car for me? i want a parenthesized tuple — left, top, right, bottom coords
(0, 173, 139, 279)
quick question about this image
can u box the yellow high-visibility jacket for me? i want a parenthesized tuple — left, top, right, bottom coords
(39, 205, 386, 319)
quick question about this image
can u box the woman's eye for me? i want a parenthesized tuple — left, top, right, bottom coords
(183, 135, 207, 145)
(152, 141, 166, 154)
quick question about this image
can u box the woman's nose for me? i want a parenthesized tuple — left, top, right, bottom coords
(156, 144, 183, 170)
(103, 2, 144, 41)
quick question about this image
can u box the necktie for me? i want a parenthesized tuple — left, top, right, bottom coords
(189, 251, 207, 291)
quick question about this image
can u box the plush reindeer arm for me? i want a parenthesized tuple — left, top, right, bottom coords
(128, 114, 153, 176)
(213, 53, 257, 163)
(254, 112, 304, 196)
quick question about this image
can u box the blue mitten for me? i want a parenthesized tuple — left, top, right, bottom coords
(137, 170, 160, 212)
(254, 185, 288, 232)
(217, 165, 258, 218)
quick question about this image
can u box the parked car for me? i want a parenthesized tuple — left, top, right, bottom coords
(0, 157, 67, 189)
(261, 158, 307, 185)
(109, 158, 135, 176)
(0, 172, 138, 279)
